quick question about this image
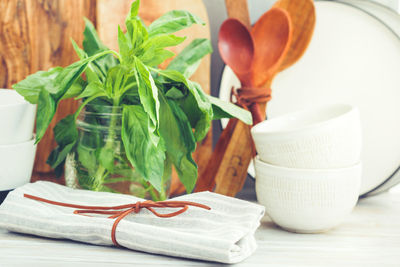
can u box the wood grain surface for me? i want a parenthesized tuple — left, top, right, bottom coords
(0, 0, 96, 177)
(274, 0, 316, 71)
(1, 192, 399, 266)
(214, 120, 253, 196)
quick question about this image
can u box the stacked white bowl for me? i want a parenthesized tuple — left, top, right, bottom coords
(0, 89, 37, 204)
(251, 104, 362, 233)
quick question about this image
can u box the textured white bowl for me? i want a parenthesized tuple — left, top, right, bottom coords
(251, 104, 361, 169)
(255, 158, 361, 233)
(0, 89, 36, 145)
(0, 137, 37, 191)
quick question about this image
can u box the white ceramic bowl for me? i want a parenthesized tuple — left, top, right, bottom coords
(251, 104, 361, 169)
(0, 137, 37, 191)
(0, 89, 36, 145)
(255, 157, 361, 233)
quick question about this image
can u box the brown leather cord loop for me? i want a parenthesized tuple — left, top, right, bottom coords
(231, 86, 272, 125)
(23, 193, 211, 247)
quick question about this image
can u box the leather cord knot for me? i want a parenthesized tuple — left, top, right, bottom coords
(24, 193, 211, 247)
(231, 86, 271, 125)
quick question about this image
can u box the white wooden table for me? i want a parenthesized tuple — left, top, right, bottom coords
(1, 192, 399, 266)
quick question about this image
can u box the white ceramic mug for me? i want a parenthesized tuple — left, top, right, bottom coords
(251, 104, 362, 169)
(0, 89, 36, 145)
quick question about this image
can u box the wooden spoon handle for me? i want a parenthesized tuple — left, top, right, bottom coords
(214, 119, 254, 196)
(195, 118, 238, 192)
(224, 0, 251, 29)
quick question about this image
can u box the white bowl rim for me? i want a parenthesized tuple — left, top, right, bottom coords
(251, 104, 358, 136)
(0, 135, 36, 148)
(0, 89, 31, 108)
(254, 157, 361, 174)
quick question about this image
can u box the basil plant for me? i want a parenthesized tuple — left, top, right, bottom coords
(13, 0, 251, 199)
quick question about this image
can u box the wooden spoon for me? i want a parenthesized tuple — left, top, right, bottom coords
(258, 0, 316, 117)
(246, 7, 292, 124)
(196, 8, 293, 196)
(218, 18, 254, 87)
(218, 18, 263, 123)
(274, 0, 316, 71)
(210, 2, 315, 197)
(251, 7, 293, 87)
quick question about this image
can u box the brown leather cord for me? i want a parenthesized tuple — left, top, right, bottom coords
(230, 86, 271, 157)
(24, 193, 211, 247)
(231, 86, 271, 125)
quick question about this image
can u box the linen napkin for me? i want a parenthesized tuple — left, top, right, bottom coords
(0, 181, 264, 264)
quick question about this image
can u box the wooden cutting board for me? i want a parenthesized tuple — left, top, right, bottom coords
(0, 0, 95, 182)
(0, 0, 212, 191)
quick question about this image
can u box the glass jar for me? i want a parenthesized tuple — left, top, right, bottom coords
(65, 104, 171, 201)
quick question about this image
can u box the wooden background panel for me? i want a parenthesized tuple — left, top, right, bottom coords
(0, 0, 96, 177)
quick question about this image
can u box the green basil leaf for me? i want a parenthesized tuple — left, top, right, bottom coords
(71, 38, 87, 60)
(76, 81, 105, 99)
(124, 0, 143, 48)
(12, 67, 63, 104)
(54, 114, 78, 146)
(127, 0, 140, 19)
(158, 94, 197, 193)
(86, 65, 103, 84)
(156, 70, 212, 141)
(71, 39, 102, 84)
(118, 25, 132, 64)
(138, 34, 185, 66)
(47, 143, 75, 172)
(77, 145, 98, 176)
(207, 95, 252, 125)
(134, 58, 159, 130)
(13, 64, 86, 104)
(148, 10, 205, 37)
(167, 38, 213, 78)
(53, 61, 90, 100)
(165, 86, 185, 99)
(83, 18, 119, 78)
(47, 114, 78, 171)
(121, 105, 165, 192)
(126, 19, 148, 51)
(99, 147, 115, 173)
(77, 145, 97, 170)
(140, 49, 175, 67)
(143, 50, 175, 67)
(186, 82, 212, 141)
(83, 18, 109, 56)
(35, 89, 56, 143)
(105, 65, 129, 98)
(62, 76, 86, 100)
(35, 50, 117, 143)
(141, 34, 186, 50)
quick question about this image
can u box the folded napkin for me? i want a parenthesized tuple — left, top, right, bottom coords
(0, 181, 264, 264)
